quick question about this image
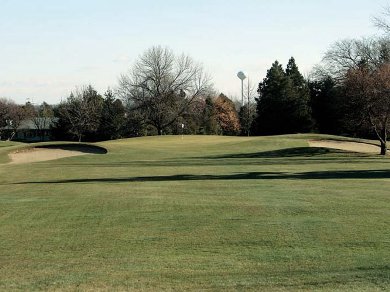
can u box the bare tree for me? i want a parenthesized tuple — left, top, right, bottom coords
(373, 6, 390, 34)
(0, 99, 34, 140)
(324, 37, 390, 155)
(345, 63, 390, 155)
(240, 79, 257, 136)
(5, 102, 21, 139)
(59, 85, 103, 142)
(0, 98, 11, 139)
(118, 46, 212, 135)
(0, 98, 9, 124)
(32, 102, 55, 141)
(323, 38, 390, 80)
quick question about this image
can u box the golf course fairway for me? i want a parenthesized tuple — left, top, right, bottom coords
(0, 135, 389, 290)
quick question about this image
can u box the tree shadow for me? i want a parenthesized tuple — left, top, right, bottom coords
(12, 169, 390, 185)
(205, 147, 367, 159)
(48, 147, 384, 169)
(36, 144, 107, 154)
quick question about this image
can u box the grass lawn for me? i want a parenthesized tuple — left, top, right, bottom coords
(0, 134, 389, 291)
(0, 141, 24, 164)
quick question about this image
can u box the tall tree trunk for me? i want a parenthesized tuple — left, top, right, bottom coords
(380, 140, 387, 155)
(380, 127, 387, 155)
(370, 114, 388, 155)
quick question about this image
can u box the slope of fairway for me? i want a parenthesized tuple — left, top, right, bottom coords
(0, 135, 389, 291)
(0, 141, 25, 163)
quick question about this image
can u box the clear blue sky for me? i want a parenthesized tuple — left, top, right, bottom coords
(0, 0, 389, 104)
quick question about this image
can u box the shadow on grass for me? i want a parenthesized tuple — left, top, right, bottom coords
(36, 144, 107, 154)
(12, 169, 390, 185)
(205, 147, 364, 159)
(50, 147, 381, 168)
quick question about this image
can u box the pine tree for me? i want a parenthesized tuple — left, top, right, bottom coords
(286, 57, 305, 87)
(285, 57, 312, 132)
(254, 61, 289, 134)
(309, 77, 345, 134)
(97, 89, 126, 140)
(253, 59, 312, 135)
(201, 97, 219, 135)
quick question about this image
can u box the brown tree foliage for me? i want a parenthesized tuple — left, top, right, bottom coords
(214, 94, 241, 135)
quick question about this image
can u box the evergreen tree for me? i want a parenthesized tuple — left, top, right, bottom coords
(309, 77, 346, 134)
(254, 61, 290, 134)
(201, 97, 219, 135)
(57, 85, 103, 142)
(286, 57, 306, 87)
(239, 103, 256, 136)
(285, 57, 312, 132)
(180, 96, 206, 135)
(253, 59, 312, 135)
(97, 89, 126, 140)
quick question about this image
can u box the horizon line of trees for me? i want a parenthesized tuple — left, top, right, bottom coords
(0, 88, 243, 141)
(1, 46, 388, 154)
(2, 8, 390, 154)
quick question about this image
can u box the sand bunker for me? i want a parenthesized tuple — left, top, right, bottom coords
(308, 140, 381, 154)
(8, 145, 106, 164)
(9, 148, 88, 164)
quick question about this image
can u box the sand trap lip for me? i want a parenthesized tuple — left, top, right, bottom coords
(9, 148, 88, 164)
(308, 139, 381, 154)
(8, 144, 107, 164)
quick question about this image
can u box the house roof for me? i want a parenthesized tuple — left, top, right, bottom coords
(1, 118, 58, 130)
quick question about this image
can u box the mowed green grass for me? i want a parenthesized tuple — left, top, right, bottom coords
(0, 135, 389, 291)
(0, 141, 24, 163)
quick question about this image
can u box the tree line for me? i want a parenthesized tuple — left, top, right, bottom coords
(0, 43, 388, 153)
(1, 46, 243, 142)
(1, 9, 390, 154)
(0, 99, 54, 141)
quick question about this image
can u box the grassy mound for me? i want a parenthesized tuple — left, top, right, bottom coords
(0, 141, 25, 163)
(0, 134, 389, 290)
